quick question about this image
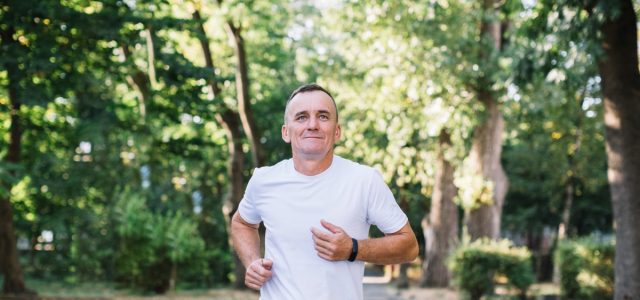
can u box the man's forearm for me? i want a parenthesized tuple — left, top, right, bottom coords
(356, 224, 419, 265)
(231, 212, 262, 268)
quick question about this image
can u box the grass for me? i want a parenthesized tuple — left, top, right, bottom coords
(1, 276, 559, 300)
(20, 278, 124, 297)
(0, 277, 258, 300)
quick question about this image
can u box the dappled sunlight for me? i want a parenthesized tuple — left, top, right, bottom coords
(1, 0, 636, 297)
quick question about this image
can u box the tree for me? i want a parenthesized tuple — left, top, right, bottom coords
(594, 0, 640, 297)
(517, 0, 639, 296)
(421, 129, 458, 286)
(463, 0, 509, 241)
(0, 1, 88, 293)
(0, 22, 30, 294)
(189, 5, 246, 288)
(223, 10, 266, 168)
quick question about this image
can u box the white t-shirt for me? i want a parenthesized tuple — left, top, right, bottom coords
(238, 155, 408, 300)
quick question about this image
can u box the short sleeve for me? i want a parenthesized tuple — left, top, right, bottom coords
(237, 169, 263, 225)
(365, 169, 408, 234)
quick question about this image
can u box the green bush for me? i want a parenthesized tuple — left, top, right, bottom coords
(554, 238, 614, 299)
(113, 189, 206, 293)
(449, 238, 534, 300)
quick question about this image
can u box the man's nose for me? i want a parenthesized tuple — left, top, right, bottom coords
(307, 116, 318, 129)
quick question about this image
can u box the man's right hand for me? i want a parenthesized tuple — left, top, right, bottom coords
(245, 258, 273, 290)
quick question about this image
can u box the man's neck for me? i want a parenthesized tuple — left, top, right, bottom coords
(292, 152, 334, 176)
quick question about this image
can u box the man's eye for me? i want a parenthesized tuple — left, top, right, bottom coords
(296, 115, 307, 121)
(319, 115, 329, 120)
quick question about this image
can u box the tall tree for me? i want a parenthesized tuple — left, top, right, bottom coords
(191, 7, 247, 288)
(528, 0, 639, 295)
(464, 0, 508, 240)
(594, 0, 640, 297)
(421, 129, 458, 287)
(224, 18, 266, 168)
(0, 23, 30, 294)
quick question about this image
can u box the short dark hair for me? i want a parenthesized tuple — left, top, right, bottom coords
(284, 83, 338, 123)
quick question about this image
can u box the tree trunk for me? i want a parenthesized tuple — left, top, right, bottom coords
(225, 21, 266, 168)
(217, 107, 247, 290)
(169, 263, 177, 292)
(122, 45, 150, 120)
(0, 26, 31, 294)
(466, 0, 508, 241)
(558, 170, 576, 241)
(193, 9, 248, 289)
(558, 95, 585, 242)
(144, 27, 158, 90)
(421, 129, 458, 287)
(596, 1, 640, 298)
(465, 91, 508, 240)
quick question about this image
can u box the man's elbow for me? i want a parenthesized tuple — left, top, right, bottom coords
(404, 238, 419, 262)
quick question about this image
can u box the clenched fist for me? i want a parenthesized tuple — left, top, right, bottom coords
(310, 219, 354, 261)
(245, 258, 273, 290)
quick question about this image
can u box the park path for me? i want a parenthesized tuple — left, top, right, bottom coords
(364, 283, 459, 300)
(363, 283, 405, 300)
(111, 284, 459, 300)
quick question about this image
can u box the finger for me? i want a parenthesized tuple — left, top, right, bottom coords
(247, 274, 270, 288)
(320, 219, 342, 234)
(315, 249, 336, 261)
(315, 244, 335, 258)
(262, 258, 273, 270)
(253, 265, 273, 279)
(248, 264, 271, 281)
(246, 270, 265, 283)
(312, 235, 334, 252)
(246, 275, 262, 286)
(245, 273, 262, 286)
(311, 227, 332, 241)
(245, 278, 262, 290)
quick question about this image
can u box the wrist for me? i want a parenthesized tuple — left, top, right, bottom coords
(347, 238, 358, 262)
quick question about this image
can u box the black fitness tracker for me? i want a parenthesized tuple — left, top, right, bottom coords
(348, 238, 358, 262)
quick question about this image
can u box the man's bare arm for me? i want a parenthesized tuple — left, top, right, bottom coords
(311, 220, 418, 265)
(231, 212, 260, 266)
(356, 222, 418, 264)
(231, 212, 273, 290)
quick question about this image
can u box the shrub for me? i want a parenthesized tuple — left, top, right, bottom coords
(113, 189, 206, 293)
(449, 238, 534, 300)
(554, 238, 614, 299)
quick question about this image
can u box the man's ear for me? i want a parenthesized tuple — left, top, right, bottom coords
(282, 124, 291, 143)
(335, 124, 342, 140)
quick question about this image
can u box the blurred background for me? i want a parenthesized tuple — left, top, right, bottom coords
(1, 0, 638, 299)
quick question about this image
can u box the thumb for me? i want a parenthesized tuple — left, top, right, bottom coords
(262, 258, 273, 270)
(320, 219, 342, 234)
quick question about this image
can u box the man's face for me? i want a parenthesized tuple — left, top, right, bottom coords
(282, 90, 341, 160)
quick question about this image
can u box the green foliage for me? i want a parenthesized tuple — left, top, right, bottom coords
(2, 0, 296, 290)
(113, 189, 206, 293)
(499, 0, 611, 240)
(449, 239, 534, 300)
(555, 238, 614, 299)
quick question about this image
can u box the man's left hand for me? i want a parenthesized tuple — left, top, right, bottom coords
(311, 219, 354, 261)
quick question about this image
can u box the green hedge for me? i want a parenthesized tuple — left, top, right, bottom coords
(449, 239, 534, 300)
(554, 238, 614, 299)
(113, 189, 207, 293)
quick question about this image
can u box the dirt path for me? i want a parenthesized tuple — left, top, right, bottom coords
(106, 284, 458, 300)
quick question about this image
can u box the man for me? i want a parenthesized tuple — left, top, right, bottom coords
(231, 83, 419, 299)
